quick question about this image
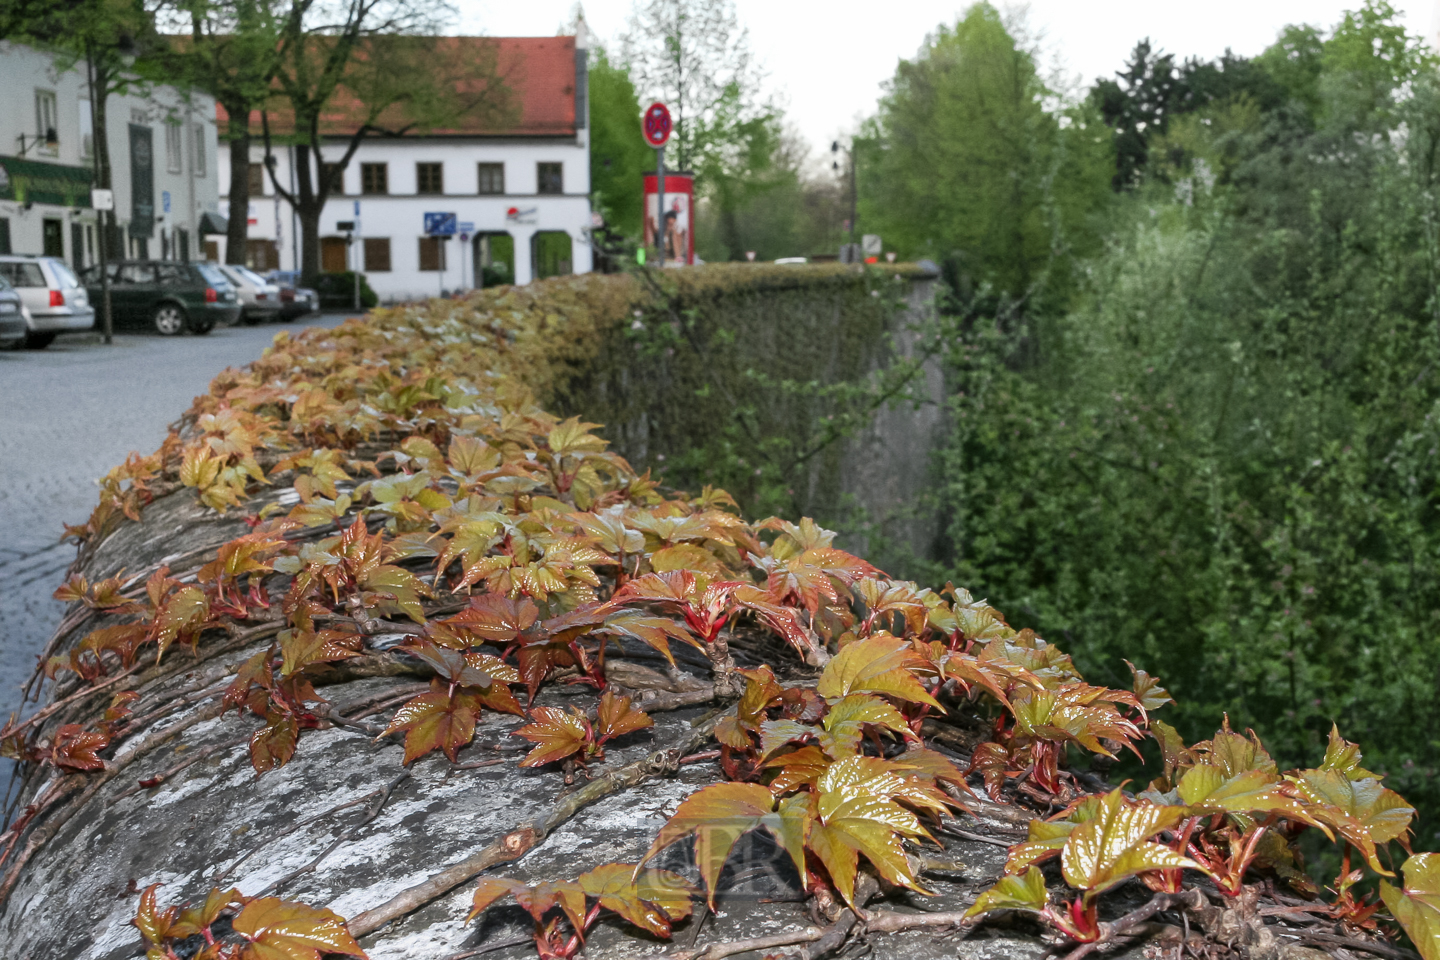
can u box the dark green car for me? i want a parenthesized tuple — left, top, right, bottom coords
(80, 260, 241, 335)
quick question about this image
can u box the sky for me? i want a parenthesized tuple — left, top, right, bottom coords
(459, 0, 1437, 156)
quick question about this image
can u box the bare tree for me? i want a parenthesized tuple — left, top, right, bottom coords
(259, 1, 514, 284)
(620, 0, 766, 174)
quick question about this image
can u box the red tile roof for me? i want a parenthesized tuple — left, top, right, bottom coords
(216, 36, 577, 138)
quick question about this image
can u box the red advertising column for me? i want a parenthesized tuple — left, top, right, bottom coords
(643, 172, 694, 266)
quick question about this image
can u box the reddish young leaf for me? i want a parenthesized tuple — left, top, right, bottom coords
(383, 681, 484, 764)
(250, 711, 300, 774)
(514, 706, 591, 767)
(50, 723, 109, 771)
(595, 690, 653, 744)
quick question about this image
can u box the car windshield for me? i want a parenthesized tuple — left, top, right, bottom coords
(195, 264, 230, 286)
(48, 260, 80, 288)
(0, 261, 48, 287)
(0, 274, 12, 291)
(233, 266, 268, 286)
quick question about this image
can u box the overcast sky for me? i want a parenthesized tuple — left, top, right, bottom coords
(459, 0, 1437, 156)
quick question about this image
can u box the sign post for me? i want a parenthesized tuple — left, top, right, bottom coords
(643, 102, 672, 266)
(337, 220, 358, 310)
(91, 187, 115, 343)
(424, 212, 457, 298)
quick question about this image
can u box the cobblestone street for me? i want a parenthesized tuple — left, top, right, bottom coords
(0, 315, 349, 718)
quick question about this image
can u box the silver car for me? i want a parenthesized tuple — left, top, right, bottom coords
(216, 264, 282, 325)
(0, 255, 95, 349)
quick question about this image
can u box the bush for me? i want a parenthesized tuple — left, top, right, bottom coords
(313, 271, 378, 309)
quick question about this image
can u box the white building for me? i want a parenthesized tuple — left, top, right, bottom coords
(0, 41, 221, 268)
(216, 35, 594, 299)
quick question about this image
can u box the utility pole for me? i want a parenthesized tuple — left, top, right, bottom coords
(86, 51, 113, 344)
(832, 139, 857, 257)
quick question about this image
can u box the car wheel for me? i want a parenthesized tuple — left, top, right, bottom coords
(23, 332, 56, 350)
(152, 303, 188, 336)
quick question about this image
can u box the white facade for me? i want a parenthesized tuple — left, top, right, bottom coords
(217, 136, 594, 299)
(216, 34, 595, 300)
(0, 41, 220, 267)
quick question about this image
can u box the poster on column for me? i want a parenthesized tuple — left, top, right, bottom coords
(642, 171, 694, 265)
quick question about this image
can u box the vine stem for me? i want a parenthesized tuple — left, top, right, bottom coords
(345, 707, 734, 937)
(1061, 890, 1202, 960)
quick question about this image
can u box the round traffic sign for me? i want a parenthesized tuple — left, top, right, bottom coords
(643, 102, 672, 148)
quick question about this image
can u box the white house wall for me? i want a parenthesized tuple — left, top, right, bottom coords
(0, 41, 220, 265)
(218, 135, 594, 299)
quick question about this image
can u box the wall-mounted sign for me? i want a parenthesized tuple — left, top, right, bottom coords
(505, 206, 538, 225)
(128, 123, 153, 237)
(424, 211, 457, 236)
(91, 188, 113, 211)
(162, 190, 171, 214)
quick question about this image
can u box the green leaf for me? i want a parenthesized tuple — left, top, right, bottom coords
(1291, 768, 1413, 874)
(964, 866, 1049, 919)
(577, 863, 695, 937)
(1060, 789, 1197, 897)
(641, 782, 805, 907)
(231, 896, 366, 960)
(816, 634, 939, 707)
(1320, 724, 1380, 781)
(1381, 853, 1440, 960)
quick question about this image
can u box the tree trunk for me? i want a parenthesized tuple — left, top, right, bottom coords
(298, 205, 321, 286)
(224, 99, 252, 267)
(90, 60, 122, 259)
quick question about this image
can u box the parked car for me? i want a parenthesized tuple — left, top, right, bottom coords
(79, 260, 240, 335)
(0, 274, 26, 347)
(0, 255, 95, 349)
(264, 270, 320, 321)
(216, 264, 281, 324)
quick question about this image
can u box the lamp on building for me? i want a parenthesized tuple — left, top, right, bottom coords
(17, 127, 58, 157)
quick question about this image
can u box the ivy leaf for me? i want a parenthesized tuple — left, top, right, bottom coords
(1320, 724, 1380, 781)
(1380, 853, 1440, 960)
(151, 585, 210, 660)
(1004, 796, 1106, 874)
(577, 863, 695, 937)
(763, 744, 832, 794)
(447, 593, 538, 644)
(133, 884, 182, 946)
(230, 896, 366, 960)
(514, 706, 591, 767)
(251, 711, 299, 774)
(403, 642, 494, 689)
(1197, 720, 1277, 778)
(815, 634, 940, 707)
(809, 755, 944, 907)
(964, 866, 1049, 920)
(1291, 768, 1414, 874)
(1126, 660, 1172, 714)
(818, 693, 912, 757)
(278, 627, 362, 679)
(467, 877, 527, 922)
(383, 682, 483, 764)
(641, 782, 805, 906)
(1060, 789, 1198, 897)
(715, 666, 783, 749)
(595, 690, 653, 743)
(1178, 764, 1321, 827)
(51, 723, 110, 771)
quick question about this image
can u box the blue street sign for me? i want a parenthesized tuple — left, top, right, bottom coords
(424, 212, 457, 236)
(354, 200, 361, 216)
(458, 221, 475, 233)
(162, 190, 171, 213)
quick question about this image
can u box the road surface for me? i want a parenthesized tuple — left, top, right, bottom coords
(0, 315, 351, 719)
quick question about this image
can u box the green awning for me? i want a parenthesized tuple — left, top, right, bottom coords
(0, 156, 93, 208)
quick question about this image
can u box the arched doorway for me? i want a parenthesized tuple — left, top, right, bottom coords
(473, 232, 514, 287)
(532, 231, 573, 280)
